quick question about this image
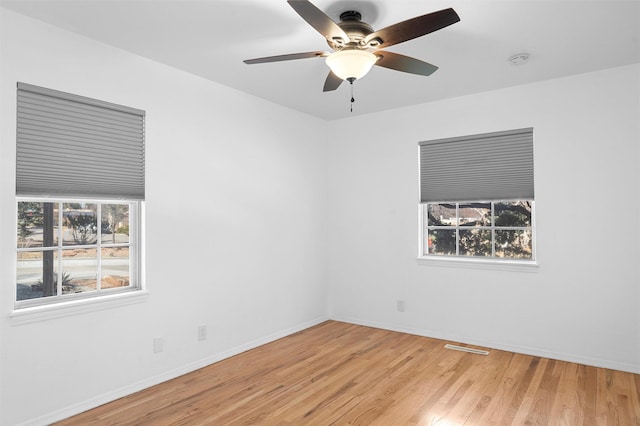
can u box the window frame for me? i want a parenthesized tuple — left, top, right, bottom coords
(15, 196, 143, 310)
(417, 200, 538, 269)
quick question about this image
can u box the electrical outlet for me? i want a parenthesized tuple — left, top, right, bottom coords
(397, 300, 406, 312)
(153, 337, 164, 354)
(198, 325, 207, 341)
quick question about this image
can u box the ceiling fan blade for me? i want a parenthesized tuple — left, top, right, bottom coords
(323, 70, 343, 92)
(364, 8, 459, 49)
(244, 51, 329, 64)
(287, 0, 349, 43)
(374, 51, 438, 76)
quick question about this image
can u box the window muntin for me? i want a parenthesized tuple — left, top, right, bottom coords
(16, 199, 139, 305)
(423, 200, 534, 260)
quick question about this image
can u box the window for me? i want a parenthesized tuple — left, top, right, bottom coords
(418, 128, 535, 262)
(423, 201, 533, 259)
(17, 199, 140, 305)
(15, 83, 145, 308)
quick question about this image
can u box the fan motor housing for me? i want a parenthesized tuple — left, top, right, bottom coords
(328, 11, 375, 49)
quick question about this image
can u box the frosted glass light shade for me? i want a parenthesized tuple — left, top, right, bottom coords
(325, 50, 377, 80)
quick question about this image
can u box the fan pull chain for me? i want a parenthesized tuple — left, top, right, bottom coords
(348, 77, 355, 112)
(350, 84, 354, 112)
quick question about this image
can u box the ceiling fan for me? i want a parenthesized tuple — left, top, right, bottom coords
(244, 0, 460, 93)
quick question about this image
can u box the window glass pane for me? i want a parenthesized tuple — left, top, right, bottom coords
(495, 201, 532, 227)
(427, 203, 457, 226)
(459, 203, 491, 226)
(101, 204, 130, 244)
(459, 229, 492, 257)
(496, 230, 533, 259)
(17, 202, 60, 248)
(16, 249, 59, 300)
(17, 202, 43, 248)
(63, 203, 97, 246)
(102, 247, 130, 289)
(427, 229, 456, 255)
(17, 251, 41, 300)
(61, 248, 97, 293)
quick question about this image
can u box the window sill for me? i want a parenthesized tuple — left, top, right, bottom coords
(417, 256, 539, 272)
(9, 290, 150, 326)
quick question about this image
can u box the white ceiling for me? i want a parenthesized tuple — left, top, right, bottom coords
(2, 0, 639, 120)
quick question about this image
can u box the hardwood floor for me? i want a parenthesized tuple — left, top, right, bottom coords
(56, 321, 640, 425)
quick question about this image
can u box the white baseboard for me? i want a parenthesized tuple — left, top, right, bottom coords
(331, 315, 640, 375)
(19, 315, 329, 426)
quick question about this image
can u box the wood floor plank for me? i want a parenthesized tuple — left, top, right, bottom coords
(55, 321, 640, 426)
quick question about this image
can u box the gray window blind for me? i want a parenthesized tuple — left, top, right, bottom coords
(16, 82, 145, 199)
(419, 128, 533, 203)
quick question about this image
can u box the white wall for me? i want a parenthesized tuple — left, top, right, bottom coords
(0, 9, 328, 426)
(327, 63, 640, 374)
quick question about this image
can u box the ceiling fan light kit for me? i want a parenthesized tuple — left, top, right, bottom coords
(244, 0, 460, 108)
(325, 49, 378, 80)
